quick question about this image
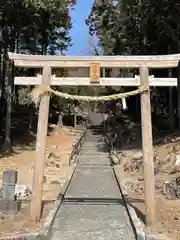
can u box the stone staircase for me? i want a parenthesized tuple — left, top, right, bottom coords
(49, 113, 136, 240)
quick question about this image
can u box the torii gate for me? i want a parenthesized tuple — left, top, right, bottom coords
(8, 52, 180, 225)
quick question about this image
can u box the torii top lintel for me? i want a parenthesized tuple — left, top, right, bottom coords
(8, 52, 180, 68)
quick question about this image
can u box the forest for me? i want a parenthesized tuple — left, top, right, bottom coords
(0, 0, 77, 152)
(0, 0, 180, 238)
(86, 0, 180, 126)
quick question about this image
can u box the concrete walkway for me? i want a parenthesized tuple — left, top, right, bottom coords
(50, 114, 136, 240)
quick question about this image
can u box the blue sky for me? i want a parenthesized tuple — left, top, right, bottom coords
(67, 0, 93, 56)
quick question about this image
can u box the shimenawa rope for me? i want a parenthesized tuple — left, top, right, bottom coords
(25, 84, 149, 105)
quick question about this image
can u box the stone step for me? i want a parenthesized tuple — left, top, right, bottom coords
(76, 165, 112, 169)
(65, 168, 121, 198)
(81, 145, 107, 149)
(79, 153, 109, 156)
(80, 148, 108, 154)
(51, 204, 135, 240)
(77, 155, 110, 166)
(84, 135, 103, 140)
(82, 142, 106, 147)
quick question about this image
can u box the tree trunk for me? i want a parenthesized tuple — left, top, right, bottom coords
(0, 45, 5, 119)
(1, 57, 13, 153)
(74, 113, 77, 129)
(28, 86, 34, 133)
(58, 114, 63, 128)
(177, 61, 180, 128)
(168, 69, 174, 129)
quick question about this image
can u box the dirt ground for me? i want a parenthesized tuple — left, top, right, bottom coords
(113, 119, 180, 240)
(0, 124, 81, 237)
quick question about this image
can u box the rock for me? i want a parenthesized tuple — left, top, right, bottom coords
(55, 164, 61, 168)
(48, 160, 55, 165)
(52, 145, 58, 149)
(138, 176, 144, 181)
(15, 184, 32, 197)
(111, 154, 120, 165)
(132, 150, 143, 160)
(163, 181, 177, 199)
(110, 149, 115, 155)
(169, 167, 180, 174)
(121, 188, 128, 196)
(175, 186, 180, 199)
(43, 176, 47, 183)
(49, 124, 57, 129)
(163, 181, 171, 195)
(175, 155, 180, 166)
(176, 175, 180, 185)
(46, 151, 58, 159)
(50, 180, 60, 184)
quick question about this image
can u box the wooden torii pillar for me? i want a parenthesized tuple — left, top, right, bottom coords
(140, 66, 156, 225)
(30, 65, 51, 222)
